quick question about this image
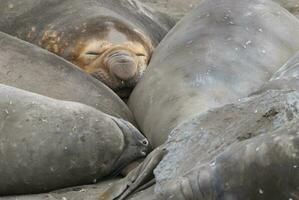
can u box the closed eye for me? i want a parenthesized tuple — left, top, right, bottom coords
(86, 51, 101, 56)
(136, 53, 146, 57)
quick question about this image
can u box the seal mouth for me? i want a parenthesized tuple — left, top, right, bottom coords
(86, 47, 147, 100)
(107, 50, 138, 81)
(91, 62, 145, 101)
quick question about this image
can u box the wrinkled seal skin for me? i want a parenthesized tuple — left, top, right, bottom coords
(0, 31, 135, 123)
(129, 0, 299, 148)
(0, 84, 149, 196)
(0, 0, 175, 98)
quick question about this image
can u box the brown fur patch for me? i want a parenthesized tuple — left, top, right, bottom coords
(27, 17, 153, 93)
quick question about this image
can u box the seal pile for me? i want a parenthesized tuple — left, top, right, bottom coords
(0, 0, 173, 198)
(1, 0, 299, 199)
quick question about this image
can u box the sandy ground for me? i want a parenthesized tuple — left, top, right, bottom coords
(139, 0, 202, 20)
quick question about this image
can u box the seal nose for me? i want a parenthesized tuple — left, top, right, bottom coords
(108, 50, 137, 81)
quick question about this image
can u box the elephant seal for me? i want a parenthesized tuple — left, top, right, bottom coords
(0, 84, 149, 196)
(0, 31, 134, 123)
(129, 0, 299, 147)
(101, 89, 299, 200)
(157, 124, 299, 200)
(0, 0, 175, 98)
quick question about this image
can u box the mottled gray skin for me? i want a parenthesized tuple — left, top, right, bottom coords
(0, 180, 120, 200)
(102, 90, 299, 200)
(0, 32, 134, 123)
(0, 84, 148, 196)
(252, 51, 299, 95)
(129, 0, 299, 148)
(139, 0, 299, 21)
(139, 0, 201, 21)
(154, 90, 299, 196)
(157, 123, 299, 200)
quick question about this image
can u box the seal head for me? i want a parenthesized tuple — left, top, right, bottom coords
(69, 18, 153, 99)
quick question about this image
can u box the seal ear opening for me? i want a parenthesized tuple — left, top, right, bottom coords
(110, 118, 150, 176)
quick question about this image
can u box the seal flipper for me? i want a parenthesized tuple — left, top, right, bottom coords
(109, 117, 149, 177)
(99, 146, 167, 200)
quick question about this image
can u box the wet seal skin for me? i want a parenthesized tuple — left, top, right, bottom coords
(0, 84, 149, 196)
(128, 0, 299, 148)
(0, 0, 175, 99)
(0, 31, 135, 124)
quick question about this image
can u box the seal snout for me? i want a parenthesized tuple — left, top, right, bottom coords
(107, 50, 138, 81)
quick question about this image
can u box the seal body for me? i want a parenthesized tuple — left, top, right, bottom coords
(129, 0, 299, 147)
(0, 0, 175, 98)
(154, 90, 299, 200)
(0, 84, 148, 195)
(0, 31, 134, 123)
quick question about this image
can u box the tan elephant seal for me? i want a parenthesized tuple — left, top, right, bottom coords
(0, 0, 175, 99)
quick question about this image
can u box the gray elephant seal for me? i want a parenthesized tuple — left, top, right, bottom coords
(0, 31, 134, 123)
(0, 0, 175, 98)
(129, 0, 299, 147)
(0, 84, 148, 196)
